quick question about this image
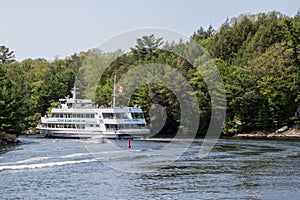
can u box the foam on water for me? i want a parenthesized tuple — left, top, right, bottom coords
(16, 156, 50, 164)
(0, 159, 97, 171)
(61, 153, 90, 158)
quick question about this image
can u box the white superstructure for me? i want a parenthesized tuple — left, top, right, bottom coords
(37, 81, 150, 139)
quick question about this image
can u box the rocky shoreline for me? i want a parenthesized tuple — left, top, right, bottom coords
(0, 132, 20, 145)
(234, 128, 300, 139)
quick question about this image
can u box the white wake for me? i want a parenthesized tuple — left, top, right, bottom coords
(0, 159, 97, 171)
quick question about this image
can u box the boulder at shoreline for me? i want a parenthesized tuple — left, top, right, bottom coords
(0, 132, 20, 145)
(234, 128, 300, 139)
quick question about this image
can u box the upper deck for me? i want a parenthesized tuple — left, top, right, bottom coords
(53, 97, 143, 113)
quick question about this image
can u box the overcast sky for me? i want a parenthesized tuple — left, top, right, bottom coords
(1, 0, 299, 61)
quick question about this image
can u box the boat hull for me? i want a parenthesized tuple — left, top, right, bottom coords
(39, 128, 150, 139)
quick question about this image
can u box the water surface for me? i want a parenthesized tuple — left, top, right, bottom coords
(0, 137, 299, 199)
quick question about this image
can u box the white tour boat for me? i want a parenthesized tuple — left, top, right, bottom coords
(37, 78, 150, 139)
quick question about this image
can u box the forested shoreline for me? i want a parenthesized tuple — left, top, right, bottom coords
(0, 11, 299, 138)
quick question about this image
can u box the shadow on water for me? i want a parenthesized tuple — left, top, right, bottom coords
(215, 143, 284, 156)
(0, 137, 39, 155)
(0, 143, 21, 155)
(136, 139, 300, 199)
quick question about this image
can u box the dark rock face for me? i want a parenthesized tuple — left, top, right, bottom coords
(0, 132, 20, 145)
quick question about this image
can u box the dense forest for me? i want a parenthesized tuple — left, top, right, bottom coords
(0, 11, 299, 136)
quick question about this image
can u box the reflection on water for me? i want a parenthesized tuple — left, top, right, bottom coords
(0, 137, 299, 199)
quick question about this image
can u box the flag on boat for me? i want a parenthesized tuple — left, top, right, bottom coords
(235, 120, 242, 125)
(117, 85, 124, 93)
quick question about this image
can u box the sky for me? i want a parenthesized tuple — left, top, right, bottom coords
(1, 0, 299, 61)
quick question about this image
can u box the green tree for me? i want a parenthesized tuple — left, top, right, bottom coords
(192, 25, 215, 42)
(132, 34, 163, 52)
(283, 17, 300, 70)
(131, 34, 164, 61)
(247, 43, 299, 127)
(0, 46, 15, 64)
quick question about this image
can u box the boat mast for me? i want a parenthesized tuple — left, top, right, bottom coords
(113, 75, 116, 108)
(71, 85, 79, 100)
(72, 85, 76, 100)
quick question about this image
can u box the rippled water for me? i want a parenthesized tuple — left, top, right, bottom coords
(0, 137, 299, 199)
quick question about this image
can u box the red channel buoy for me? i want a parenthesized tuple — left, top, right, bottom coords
(128, 139, 131, 148)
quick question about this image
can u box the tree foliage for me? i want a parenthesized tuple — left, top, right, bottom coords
(0, 46, 15, 64)
(0, 11, 299, 135)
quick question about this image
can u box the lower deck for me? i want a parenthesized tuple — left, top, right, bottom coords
(39, 127, 150, 139)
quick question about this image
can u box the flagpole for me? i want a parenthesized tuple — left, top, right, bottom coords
(113, 75, 116, 108)
(235, 124, 237, 135)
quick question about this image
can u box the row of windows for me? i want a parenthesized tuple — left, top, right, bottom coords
(102, 113, 129, 119)
(46, 112, 145, 120)
(48, 113, 95, 118)
(105, 124, 146, 130)
(42, 123, 146, 130)
(42, 124, 91, 129)
(102, 113, 145, 119)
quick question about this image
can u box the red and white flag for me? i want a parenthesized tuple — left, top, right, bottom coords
(235, 120, 242, 125)
(117, 85, 124, 93)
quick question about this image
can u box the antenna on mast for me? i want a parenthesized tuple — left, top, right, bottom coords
(113, 75, 116, 108)
(71, 85, 79, 100)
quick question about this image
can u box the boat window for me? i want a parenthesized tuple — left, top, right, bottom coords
(105, 124, 117, 130)
(116, 113, 129, 119)
(137, 124, 145, 128)
(131, 112, 144, 119)
(103, 113, 112, 119)
(76, 124, 85, 129)
(131, 113, 135, 119)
